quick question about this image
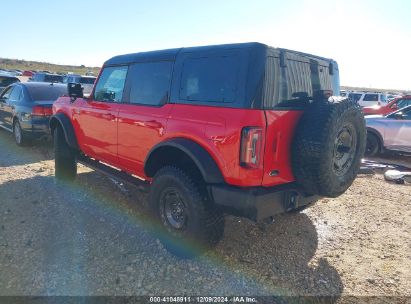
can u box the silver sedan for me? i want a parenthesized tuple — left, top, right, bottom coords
(365, 105, 411, 156)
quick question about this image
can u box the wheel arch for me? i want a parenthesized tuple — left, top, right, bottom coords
(366, 127, 384, 152)
(144, 138, 225, 184)
(49, 113, 79, 150)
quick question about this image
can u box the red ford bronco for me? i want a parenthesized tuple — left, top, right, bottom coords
(50, 43, 366, 258)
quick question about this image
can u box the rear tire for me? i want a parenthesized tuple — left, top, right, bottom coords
(365, 132, 381, 157)
(13, 120, 29, 146)
(54, 126, 77, 181)
(148, 166, 224, 259)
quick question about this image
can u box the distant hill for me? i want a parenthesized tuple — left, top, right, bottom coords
(0, 58, 100, 75)
(341, 86, 410, 95)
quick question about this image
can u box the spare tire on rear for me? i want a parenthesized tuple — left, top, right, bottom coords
(292, 98, 366, 198)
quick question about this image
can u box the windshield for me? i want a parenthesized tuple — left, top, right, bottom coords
(27, 85, 67, 101)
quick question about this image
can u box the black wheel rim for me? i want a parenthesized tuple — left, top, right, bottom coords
(366, 135, 378, 155)
(333, 124, 357, 176)
(160, 188, 187, 230)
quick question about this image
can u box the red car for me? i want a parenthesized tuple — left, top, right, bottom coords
(22, 70, 35, 77)
(363, 96, 411, 115)
(50, 43, 366, 257)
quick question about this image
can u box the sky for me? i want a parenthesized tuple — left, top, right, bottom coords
(1, 0, 410, 90)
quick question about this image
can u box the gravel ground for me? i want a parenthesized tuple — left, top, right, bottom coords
(0, 130, 410, 299)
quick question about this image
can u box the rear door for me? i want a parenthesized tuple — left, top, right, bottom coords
(4, 86, 22, 127)
(0, 86, 14, 130)
(117, 61, 174, 177)
(73, 66, 127, 165)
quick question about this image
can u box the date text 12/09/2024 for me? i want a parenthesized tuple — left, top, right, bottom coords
(149, 296, 257, 303)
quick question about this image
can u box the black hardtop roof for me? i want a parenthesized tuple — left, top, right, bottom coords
(104, 42, 263, 66)
(104, 42, 335, 66)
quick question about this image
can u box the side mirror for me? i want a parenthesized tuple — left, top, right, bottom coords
(68, 83, 83, 101)
(391, 104, 398, 110)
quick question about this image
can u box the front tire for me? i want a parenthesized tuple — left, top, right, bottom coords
(365, 132, 381, 157)
(149, 166, 224, 259)
(54, 126, 77, 181)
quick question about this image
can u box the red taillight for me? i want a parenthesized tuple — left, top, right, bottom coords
(32, 106, 53, 117)
(240, 127, 263, 169)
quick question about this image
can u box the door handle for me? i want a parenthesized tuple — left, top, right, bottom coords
(145, 120, 162, 129)
(102, 113, 116, 120)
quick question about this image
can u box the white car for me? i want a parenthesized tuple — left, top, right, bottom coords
(365, 105, 411, 155)
(348, 91, 387, 107)
(64, 74, 96, 96)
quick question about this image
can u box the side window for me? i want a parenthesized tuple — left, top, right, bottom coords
(128, 61, 173, 106)
(0, 87, 14, 101)
(94, 66, 128, 102)
(8, 86, 22, 102)
(403, 108, 411, 120)
(179, 56, 238, 103)
(396, 99, 410, 109)
(363, 94, 378, 101)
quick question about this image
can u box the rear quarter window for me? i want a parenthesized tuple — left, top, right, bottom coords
(179, 56, 239, 103)
(363, 94, 378, 101)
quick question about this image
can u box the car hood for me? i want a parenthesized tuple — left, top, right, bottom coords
(363, 105, 382, 110)
(365, 115, 384, 119)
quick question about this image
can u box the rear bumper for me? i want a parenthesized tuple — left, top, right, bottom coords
(210, 183, 319, 222)
(20, 118, 51, 140)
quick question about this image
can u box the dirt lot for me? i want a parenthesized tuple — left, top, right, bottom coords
(0, 130, 410, 299)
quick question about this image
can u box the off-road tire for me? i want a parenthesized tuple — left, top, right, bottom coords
(365, 132, 381, 157)
(292, 98, 366, 198)
(13, 120, 29, 146)
(54, 126, 77, 181)
(148, 166, 224, 259)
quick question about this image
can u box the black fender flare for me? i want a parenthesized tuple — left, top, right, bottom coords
(144, 138, 225, 184)
(366, 127, 384, 152)
(49, 113, 79, 150)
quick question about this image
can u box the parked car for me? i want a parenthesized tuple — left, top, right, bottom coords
(348, 91, 387, 107)
(365, 105, 411, 156)
(30, 72, 63, 83)
(386, 94, 402, 101)
(23, 70, 35, 77)
(340, 90, 348, 97)
(363, 95, 411, 116)
(0, 75, 20, 93)
(0, 82, 67, 145)
(50, 42, 365, 258)
(64, 74, 96, 95)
